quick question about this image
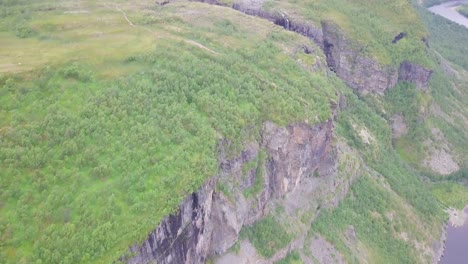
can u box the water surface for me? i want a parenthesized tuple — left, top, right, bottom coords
(429, 0, 468, 28)
(440, 207, 468, 264)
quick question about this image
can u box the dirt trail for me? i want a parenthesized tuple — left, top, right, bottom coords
(110, 3, 220, 55)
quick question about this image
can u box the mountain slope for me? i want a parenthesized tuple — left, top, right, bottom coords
(0, 0, 466, 263)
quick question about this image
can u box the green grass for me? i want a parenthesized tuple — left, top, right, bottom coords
(275, 251, 302, 264)
(0, 1, 158, 77)
(432, 182, 468, 209)
(312, 172, 443, 263)
(0, 0, 464, 263)
(458, 4, 468, 18)
(324, 84, 445, 262)
(0, 1, 336, 263)
(266, 0, 431, 67)
(417, 5, 468, 70)
(383, 82, 429, 166)
(243, 216, 292, 258)
(243, 150, 266, 198)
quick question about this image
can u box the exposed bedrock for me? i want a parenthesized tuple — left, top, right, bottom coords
(123, 118, 337, 263)
(321, 21, 399, 94)
(321, 21, 433, 93)
(398, 60, 433, 90)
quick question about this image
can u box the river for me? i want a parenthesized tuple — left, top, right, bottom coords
(429, 0, 468, 28)
(439, 207, 468, 264)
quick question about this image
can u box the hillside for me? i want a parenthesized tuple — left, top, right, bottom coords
(0, 0, 467, 264)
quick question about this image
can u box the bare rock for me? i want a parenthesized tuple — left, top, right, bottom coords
(123, 118, 336, 264)
(322, 21, 398, 94)
(309, 235, 346, 264)
(215, 239, 263, 264)
(345, 226, 358, 245)
(398, 61, 433, 90)
(424, 148, 459, 175)
(124, 178, 217, 264)
(391, 114, 408, 139)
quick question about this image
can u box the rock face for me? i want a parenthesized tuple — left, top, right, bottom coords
(321, 21, 399, 94)
(231, 3, 324, 47)
(126, 179, 216, 264)
(123, 119, 336, 264)
(321, 22, 433, 93)
(308, 235, 346, 264)
(391, 114, 408, 139)
(398, 61, 433, 90)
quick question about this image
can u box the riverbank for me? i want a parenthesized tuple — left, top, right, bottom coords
(434, 222, 447, 264)
(447, 207, 468, 227)
(436, 207, 468, 263)
(429, 0, 468, 28)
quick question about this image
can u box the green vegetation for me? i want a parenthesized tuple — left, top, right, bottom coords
(315, 84, 446, 262)
(384, 83, 428, 165)
(427, 67, 468, 162)
(230, 240, 241, 254)
(267, 0, 431, 66)
(432, 182, 468, 209)
(417, 6, 468, 70)
(445, 167, 468, 182)
(312, 175, 430, 263)
(0, 1, 336, 263)
(458, 4, 468, 18)
(243, 150, 266, 198)
(275, 251, 302, 264)
(0, 0, 465, 263)
(243, 216, 292, 258)
(281, 0, 464, 262)
(337, 88, 442, 218)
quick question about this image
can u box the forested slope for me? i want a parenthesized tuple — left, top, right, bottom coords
(0, 1, 336, 263)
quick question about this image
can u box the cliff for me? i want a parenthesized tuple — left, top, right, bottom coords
(122, 2, 438, 263)
(124, 118, 338, 263)
(193, 0, 433, 94)
(0, 1, 460, 263)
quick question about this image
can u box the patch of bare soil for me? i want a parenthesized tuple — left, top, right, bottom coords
(423, 128, 460, 175)
(424, 149, 459, 175)
(309, 235, 346, 264)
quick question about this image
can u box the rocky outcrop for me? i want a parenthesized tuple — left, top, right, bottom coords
(391, 114, 408, 139)
(308, 235, 346, 264)
(125, 179, 216, 264)
(322, 22, 433, 93)
(192, 0, 324, 47)
(321, 21, 399, 94)
(123, 118, 336, 264)
(192, 0, 433, 94)
(231, 3, 324, 47)
(398, 61, 433, 90)
(392, 32, 407, 44)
